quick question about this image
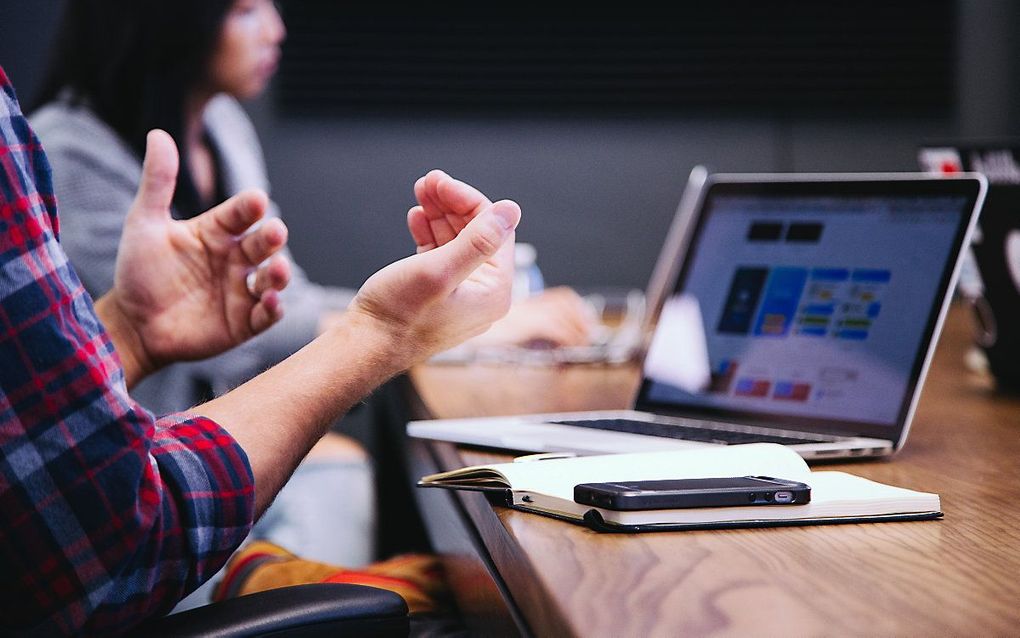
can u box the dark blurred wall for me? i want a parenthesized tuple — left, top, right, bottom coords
(0, 0, 63, 105)
(3, 1, 1019, 291)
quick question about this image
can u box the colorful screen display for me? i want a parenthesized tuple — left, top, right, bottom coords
(642, 188, 971, 430)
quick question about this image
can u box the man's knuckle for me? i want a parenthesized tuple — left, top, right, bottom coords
(468, 229, 500, 256)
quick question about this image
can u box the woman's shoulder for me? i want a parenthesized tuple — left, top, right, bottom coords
(204, 94, 261, 150)
(204, 94, 270, 190)
(32, 99, 122, 149)
(30, 98, 139, 175)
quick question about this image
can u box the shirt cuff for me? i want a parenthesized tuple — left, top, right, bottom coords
(150, 413, 256, 586)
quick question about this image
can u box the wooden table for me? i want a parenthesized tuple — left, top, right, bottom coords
(406, 304, 1020, 637)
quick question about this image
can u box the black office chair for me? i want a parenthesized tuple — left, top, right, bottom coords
(137, 583, 409, 637)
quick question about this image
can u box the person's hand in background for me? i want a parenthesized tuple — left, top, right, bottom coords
(96, 130, 291, 386)
(470, 286, 598, 348)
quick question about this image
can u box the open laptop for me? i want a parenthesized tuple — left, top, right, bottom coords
(919, 142, 1020, 391)
(409, 172, 987, 460)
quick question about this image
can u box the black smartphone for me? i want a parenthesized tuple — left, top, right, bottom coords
(573, 476, 811, 511)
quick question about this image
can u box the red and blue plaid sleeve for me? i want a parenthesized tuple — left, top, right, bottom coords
(0, 67, 255, 635)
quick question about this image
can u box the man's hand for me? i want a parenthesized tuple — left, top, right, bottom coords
(346, 170, 520, 366)
(197, 169, 518, 513)
(406, 169, 492, 252)
(96, 130, 291, 386)
(407, 171, 595, 349)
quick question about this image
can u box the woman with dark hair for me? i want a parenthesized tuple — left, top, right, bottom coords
(31, 0, 376, 609)
(31, 0, 353, 413)
(33, 0, 280, 219)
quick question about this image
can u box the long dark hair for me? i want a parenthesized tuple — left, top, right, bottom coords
(32, 0, 235, 218)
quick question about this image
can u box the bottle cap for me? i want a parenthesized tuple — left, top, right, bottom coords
(515, 242, 537, 267)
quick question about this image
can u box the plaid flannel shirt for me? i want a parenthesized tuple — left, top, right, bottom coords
(0, 67, 255, 635)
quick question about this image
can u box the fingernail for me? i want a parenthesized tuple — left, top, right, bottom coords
(492, 200, 520, 231)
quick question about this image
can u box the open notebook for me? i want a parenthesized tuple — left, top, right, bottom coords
(418, 444, 942, 532)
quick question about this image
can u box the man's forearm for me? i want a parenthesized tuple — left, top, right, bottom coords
(197, 311, 410, 515)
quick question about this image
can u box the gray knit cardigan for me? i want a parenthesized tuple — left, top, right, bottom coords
(31, 94, 356, 414)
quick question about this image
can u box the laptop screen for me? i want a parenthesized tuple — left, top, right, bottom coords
(636, 176, 983, 440)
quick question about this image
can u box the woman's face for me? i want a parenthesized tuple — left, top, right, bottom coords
(208, 0, 286, 99)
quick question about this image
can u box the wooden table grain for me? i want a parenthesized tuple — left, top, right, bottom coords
(408, 304, 1020, 636)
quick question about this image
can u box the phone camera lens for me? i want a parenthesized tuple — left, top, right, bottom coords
(748, 492, 757, 502)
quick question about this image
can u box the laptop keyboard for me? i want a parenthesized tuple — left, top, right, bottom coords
(550, 418, 830, 445)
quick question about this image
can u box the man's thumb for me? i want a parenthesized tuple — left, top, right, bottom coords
(132, 129, 179, 217)
(434, 199, 520, 282)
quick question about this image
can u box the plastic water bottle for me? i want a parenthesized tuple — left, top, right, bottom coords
(513, 243, 544, 300)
